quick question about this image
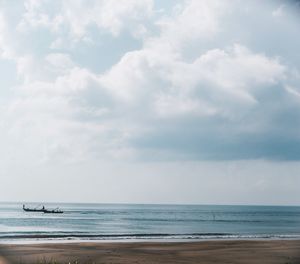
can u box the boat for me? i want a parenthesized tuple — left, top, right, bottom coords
(23, 204, 45, 212)
(43, 208, 64, 214)
(23, 204, 64, 214)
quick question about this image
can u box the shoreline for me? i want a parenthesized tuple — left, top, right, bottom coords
(2, 235, 300, 245)
(1, 239, 300, 263)
(1, 233, 300, 245)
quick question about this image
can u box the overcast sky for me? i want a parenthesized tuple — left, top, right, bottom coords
(1, 0, 300, 205)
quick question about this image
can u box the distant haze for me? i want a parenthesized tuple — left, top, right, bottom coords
(0, 0, 300, 205)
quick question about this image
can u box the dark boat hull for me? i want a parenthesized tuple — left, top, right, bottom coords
(23, 208, 44, 212)
(43, 210, 63, 214)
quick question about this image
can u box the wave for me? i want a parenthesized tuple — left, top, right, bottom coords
(119, 218, 296, 223)
(1, 232, 300, 241)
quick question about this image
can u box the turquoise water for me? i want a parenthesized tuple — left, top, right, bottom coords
(0, 203, 300, 242)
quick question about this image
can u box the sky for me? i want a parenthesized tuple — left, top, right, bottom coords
(0, 0, 300, 205)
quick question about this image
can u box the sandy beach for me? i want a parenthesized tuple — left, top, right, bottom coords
(0, 240, 300, 264)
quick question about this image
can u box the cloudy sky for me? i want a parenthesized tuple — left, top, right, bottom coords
(1, 0, 300, 205)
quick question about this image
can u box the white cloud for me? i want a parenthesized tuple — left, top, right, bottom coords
(0, 0, 299, 165)
(19, 0, 154, 39)
(99, 41, 285, 119)
(9, 39, 286, 163)
(0, 13, 16, 59)
(45, 53, 75, 69)
(154, 95, 217, 117)
(156, 0, 226, 51)
(16, 54, 74, 83)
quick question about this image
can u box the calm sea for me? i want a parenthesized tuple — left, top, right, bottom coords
(0, 203, 300, 243)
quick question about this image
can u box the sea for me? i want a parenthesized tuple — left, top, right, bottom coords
(0, 203, 300, 243)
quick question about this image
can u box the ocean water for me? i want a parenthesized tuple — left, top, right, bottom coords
(0, 203, 300, 243)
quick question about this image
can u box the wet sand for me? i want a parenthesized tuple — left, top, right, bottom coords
(1, 240, 300, 264)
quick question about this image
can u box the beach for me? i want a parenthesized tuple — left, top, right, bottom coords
(1, 240, 300, 264)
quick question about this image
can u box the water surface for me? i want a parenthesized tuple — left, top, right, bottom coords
(1, 203, 300, 243)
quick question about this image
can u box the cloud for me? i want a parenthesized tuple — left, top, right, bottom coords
(45, 53, 75, 69)
(0, 0, 300, 164)
(99, 43, 285, 117)
(18, 0, 154, 39)
(0, 12, 16, 59)
(155, 0, 226, 51)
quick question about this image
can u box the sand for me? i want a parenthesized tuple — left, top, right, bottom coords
(0, 240, 300, 264)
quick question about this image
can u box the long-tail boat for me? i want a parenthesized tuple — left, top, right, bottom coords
(23, 204, 63, 214)
(43, 208, 63, 214)
(22, 204, 45, 212)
